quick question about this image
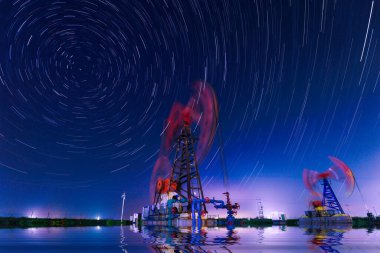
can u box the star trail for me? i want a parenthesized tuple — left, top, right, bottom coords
(0, 0, 379, 218)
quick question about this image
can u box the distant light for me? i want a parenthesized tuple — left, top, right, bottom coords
(96, 216, 101, 220)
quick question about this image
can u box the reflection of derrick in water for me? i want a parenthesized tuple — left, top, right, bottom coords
(143, 226, 207, 252)
(213, 229, 239, 246)
(221, 246, 234, 253)
(257, 227, 265, 244)
(141, 226, 238, 253)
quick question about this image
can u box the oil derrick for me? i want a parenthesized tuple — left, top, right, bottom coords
(149, 81, 218, 217)
(321, 179, 345, 214)
(257, 199, 264, 219)
(170, 122, 206, 213)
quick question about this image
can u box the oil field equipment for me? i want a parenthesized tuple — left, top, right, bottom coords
(256, 199, 264, 219)
(300, 156, 355, 225)
(143, 81, 239, 227)
(190, 192, 240, 229)
(149, 112, 209, 220)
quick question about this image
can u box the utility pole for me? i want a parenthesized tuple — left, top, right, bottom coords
(121, 192, 126, 223)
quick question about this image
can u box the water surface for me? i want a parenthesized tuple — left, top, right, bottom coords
(0, 225, 379, 252)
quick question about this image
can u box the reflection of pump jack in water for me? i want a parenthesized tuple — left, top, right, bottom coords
(305, 227, 349, 253)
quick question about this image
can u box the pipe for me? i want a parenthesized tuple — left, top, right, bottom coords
(191, 198, 204, 229)
(211, 199, 225, 209)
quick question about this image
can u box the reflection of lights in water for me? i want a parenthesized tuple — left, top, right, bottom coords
(129, 224, 139, 233)
(26, 228, 38, 234)
(264, 226, 282, 235)
(96, 226, 101, 230)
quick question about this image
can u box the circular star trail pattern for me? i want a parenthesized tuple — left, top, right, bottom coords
(0, 0, 379, 217)
(0, 0, 187, 178)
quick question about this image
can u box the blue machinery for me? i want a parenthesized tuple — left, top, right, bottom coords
(167, 192, 240, 228)
(166, 195, 187, 226)
(321, 179, 345, 214)
(305, 179, 346, 218)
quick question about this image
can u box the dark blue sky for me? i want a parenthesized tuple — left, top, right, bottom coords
(0, 0, 379, 219)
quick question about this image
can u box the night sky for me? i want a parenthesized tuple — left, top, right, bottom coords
(0, 0, 379, 219)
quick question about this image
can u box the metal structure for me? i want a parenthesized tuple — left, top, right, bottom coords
(145, 82, 227, 226)
(144, 83, 242, 229)
(148, 122, 241, 229)
(190, 192, 240, 228)
(321, 179, 344, 214)
(302, 157, 356, 219)
(257, 199, 264, 219)
(168, 123, 206, 213)
(304, 179, 346, 218)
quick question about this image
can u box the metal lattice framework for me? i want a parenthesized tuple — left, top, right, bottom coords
(257, 199, 264, 219)
(321, 179, 345, 214)
(169, 124, 206, 213)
